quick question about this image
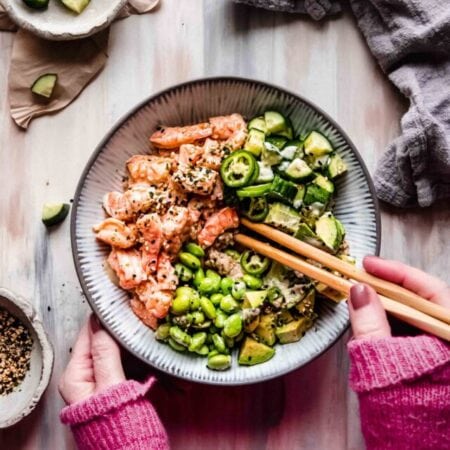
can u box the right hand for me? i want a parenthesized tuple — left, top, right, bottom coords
(348, 256, 450, 339)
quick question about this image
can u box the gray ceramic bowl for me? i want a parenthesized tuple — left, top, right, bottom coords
(71, 77, 381, 385)
(0, 288, 54, 428)
(1, 0, 127, 41)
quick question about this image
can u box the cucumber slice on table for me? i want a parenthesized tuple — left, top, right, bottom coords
(327, 153, 347, 179)
(60, 0, 91, 14)
(264, 111, 288, 135)
(23, 0, 49, 9)
(248, 116, 267, 134)
(42, 203, 70, 226)
(304, 131, 333, 157)
(245, 128, 265, 157)
(31, 74, 57, 99)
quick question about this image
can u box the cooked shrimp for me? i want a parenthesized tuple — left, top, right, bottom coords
(103, 192, 132, 221)
(178, 144, 203, 165)
(172, 163, 218, 196)
(136, 213, 163, 274)
(197, 139, 224, 170)
(156, 252, 178, 291)
(130, 298, 158, 329)
(149, 123, 213, 149)
(135, 282, 173, 320)
(162, 206, 190, 238)
(107, 248, 147, 290)
(198, 207, 239, 248)
(93, 218, 137, 249)
(127, 155, 172, 186)
(210, 114, 247, 150)
(104, 186, 154, 221)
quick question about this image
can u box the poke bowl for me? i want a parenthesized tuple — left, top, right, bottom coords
(71, 77, 380, 385)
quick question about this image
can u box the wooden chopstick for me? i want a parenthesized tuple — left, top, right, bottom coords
(241, 218, 450, 326)
(234, 233, 450, 342)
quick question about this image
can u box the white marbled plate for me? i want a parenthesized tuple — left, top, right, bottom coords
(71, 77, 381, 385)
(1, 0, 126, 40)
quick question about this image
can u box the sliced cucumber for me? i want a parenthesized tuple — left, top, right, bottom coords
(303, 184, 331, 205)
(313, 174, 335, 194)
(269, 175, 298, 203)
(264, 202, 300, 234)
(327, 153, 347, 179)
(304, 131, 333, 157)
(245, 128, 265, 157)
(262, 143, 282, 166)
(60, 0, 91, 14)
(293, 185, 305, 209)
(264, 111, 288, 135)
(315, 213, 343, 252)
(248, 116, 267, 134)
(280, 146, 297, 161)
(266, 135, 288, 150)
(31, 74, 57, 99)
(23, 0, 49, 9)
(256, 162, 274, 183)
(309, 154, 330, 171)
(276, 125, 294, 140)
(280, 140, 303, 160)
(42, 203, 70, 227)
(285, 158, 314, 182)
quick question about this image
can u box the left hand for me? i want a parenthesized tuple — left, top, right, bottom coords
(59, 315, 126, 405)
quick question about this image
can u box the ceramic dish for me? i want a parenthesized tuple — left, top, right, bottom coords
(71, 77, 381, 385)
(1, 0, 127, 41)
(0, 288, 54, 428)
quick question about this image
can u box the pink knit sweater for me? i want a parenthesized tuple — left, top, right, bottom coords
(60, 336, 450, 450)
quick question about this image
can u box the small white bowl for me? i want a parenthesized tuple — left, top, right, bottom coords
(0, 288, 54, 428)
(1, 0, 127, 41)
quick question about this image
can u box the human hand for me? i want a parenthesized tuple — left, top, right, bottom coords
(59, 315, 126, 405)
(348, 256, 450, 339)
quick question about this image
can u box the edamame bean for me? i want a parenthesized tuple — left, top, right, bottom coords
(212, 333, 227, 353)
(179, 252, 201, 270)
(207, 354, 231, 371)
(184, 242, 205, 258)
(231, 280, 246, 300)
(191, 311, 205, 325)
(193, 268, 205, 288)
(190, 295, 200, 310)
(220, 295, 239, 313)
(200, 296, 217, 319)
(223, 313, 243, 338)
(195, 345, 209, 356)
(191, 320, 212, 330)
(169, 326, 191, 347)
(222, 334, 234, 349)
(175, 263, 193, 282)
(188, 332, 207, 352)
(171, 296, 190, 315)
(220, 277, 234, 295)
(210, 293, 224, 306)
(176, 286, 198, 300)
(168, 338, 186, 352)
(172, 314, 192, 330)
(208, 349, 219, 358)
(243, 274, 263, 290)
(214, 309, 228, 328)
(198, 277, 220, 295)
(155, 323, 171, 341)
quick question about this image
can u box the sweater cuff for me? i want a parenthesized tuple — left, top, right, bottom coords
(348, 335, 450, 393)
(60, 377, 156, 425)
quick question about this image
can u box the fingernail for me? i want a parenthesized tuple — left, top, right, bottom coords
(90, 314, 101, 333)
(349, 284, 371, 309)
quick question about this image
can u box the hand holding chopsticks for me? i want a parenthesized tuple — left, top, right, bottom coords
(236, 219, 450, 342)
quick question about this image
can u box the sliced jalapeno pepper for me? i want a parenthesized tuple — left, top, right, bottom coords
(236, 183, 272, 198)
(241, 196, 269, 222)
(220, 150, 257, 188)
(240, 250, 270, 276)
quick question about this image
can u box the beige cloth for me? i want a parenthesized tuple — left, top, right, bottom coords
(0, 0, 159, 129)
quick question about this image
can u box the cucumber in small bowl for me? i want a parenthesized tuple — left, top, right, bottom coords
(60, 0, 91, 14)
(31, 74, 57, 99)
(22, 0, 49, 10)
(42, 203, 70, 227)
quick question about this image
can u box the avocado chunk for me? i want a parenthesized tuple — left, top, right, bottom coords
(254, 313, 277, 346)
(276, 317, 313, 344)
(238, 337, 275, 366)
(242, 290, 267, 309)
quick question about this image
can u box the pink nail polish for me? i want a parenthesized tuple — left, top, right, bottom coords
(349, 284, 371, 309)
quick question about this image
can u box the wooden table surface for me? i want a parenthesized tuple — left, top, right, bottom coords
(1, 1, 449, 449)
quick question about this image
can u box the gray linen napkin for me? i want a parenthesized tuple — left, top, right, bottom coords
(235, 0, 450, 207)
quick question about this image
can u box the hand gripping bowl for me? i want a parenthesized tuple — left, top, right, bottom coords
(71, 77, 381, 385)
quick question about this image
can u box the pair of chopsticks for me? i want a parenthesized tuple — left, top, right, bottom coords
(235, 218, 450, 342)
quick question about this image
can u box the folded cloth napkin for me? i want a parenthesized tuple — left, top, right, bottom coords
(0, 0, 159, 129)
(234, 0, 341, 20)
(234, 0, 450, 207)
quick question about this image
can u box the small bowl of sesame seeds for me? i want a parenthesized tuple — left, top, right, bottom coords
(0, 288, 54, 428)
